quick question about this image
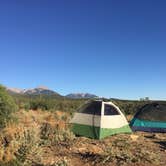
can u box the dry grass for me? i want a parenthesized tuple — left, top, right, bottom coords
(0, 121, 43, 165)
(0, 110, 165, 166)
(0, 110, 74, 166)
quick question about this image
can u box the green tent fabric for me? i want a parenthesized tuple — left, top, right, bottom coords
(72, 124, 131, 139)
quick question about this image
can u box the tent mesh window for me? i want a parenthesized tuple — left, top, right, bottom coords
(136, 103, 166, 121)
(78, 101, 102, 115)
(104, 104, 120, 115)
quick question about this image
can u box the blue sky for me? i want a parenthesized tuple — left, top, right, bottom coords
(0, 0, 166, 99)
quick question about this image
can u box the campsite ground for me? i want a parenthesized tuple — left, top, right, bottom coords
(0, 110, 166, 166)
(43, 132, 166, 166)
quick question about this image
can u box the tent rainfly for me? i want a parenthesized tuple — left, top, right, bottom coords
(70, 100, 132, 139)
(130, 103, 166, 132)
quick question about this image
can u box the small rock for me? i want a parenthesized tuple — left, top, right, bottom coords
(130, 134, 139, 141)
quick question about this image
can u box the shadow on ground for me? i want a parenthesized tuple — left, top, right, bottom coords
(154, 141, 166, 150)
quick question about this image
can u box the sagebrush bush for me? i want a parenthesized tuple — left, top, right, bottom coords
(40, 122, 75, 145)
(15, 127, 43, 166)
(0, 85, 18, 128)
(53, 128, 75, 143)
(0, 123, 43, 166)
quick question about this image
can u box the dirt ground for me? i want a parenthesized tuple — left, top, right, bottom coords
(42, 132, 166, 166)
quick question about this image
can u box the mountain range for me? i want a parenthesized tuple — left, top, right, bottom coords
(6, 86, 98, 99)
(66, 93, 98, 99)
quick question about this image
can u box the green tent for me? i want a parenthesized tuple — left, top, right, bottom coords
(70, 100, 132, 139)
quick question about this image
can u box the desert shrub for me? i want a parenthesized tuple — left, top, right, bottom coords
(0, 159, 21, 166)
(15, 127, 43, 166)
(40, 122, 75, 145)
(0, 85, 18, 128)
(53, 128, 75, 143)
(0, 125, 43, 166)
(40, 122, 54, 140)
(19, 102, 30, 111)
(29, 99, 50, 110)
(53, 158, 68, 166)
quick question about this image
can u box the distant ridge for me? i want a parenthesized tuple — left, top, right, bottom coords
(6, 86, 98, 99)
(6, 86, 60, 96)
(66, 93, 98, 99)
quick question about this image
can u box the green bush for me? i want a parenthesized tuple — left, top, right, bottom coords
(29, 99, 51, 110)
(19, 102, 30, 111)
(0, 85, 18, 128)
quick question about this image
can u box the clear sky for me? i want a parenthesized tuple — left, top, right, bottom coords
(0, 0, 166, 99)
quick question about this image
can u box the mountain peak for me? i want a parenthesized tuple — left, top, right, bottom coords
(36, 85, 49, 90)
(6, 87, 23, 94)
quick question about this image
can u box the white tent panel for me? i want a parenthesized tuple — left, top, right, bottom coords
(100, 115, 128, 128)
(70, 113, 101, 127)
